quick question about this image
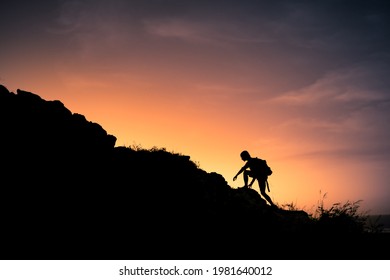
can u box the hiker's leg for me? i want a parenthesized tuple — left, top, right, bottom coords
(243, 170, 250, 187)
(262, 192, 275, 206)
(259, 180, 275, 206)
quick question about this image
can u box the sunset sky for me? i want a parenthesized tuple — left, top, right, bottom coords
(1, 0, 390, 215)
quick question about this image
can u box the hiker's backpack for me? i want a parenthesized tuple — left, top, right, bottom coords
(253, 157, 273, 177)
(253, 157, 273, 191)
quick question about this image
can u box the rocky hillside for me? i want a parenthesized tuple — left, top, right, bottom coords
(0, 84, 385, 260)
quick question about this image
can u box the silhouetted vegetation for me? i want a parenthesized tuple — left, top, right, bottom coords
(0, 84, 388, 260)
(313, 193, 368, 235)
(282, 193, 383, 235)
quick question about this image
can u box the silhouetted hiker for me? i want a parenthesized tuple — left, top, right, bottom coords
(233, 150, 276, 208)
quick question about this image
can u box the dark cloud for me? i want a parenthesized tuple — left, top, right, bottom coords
(2, 0, 389, 96)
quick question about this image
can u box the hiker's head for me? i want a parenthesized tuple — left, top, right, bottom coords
(240, 150, 250, 161)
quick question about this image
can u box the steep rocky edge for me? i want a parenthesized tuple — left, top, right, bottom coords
(0, 84, 385, 259)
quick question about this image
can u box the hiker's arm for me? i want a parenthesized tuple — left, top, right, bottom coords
(233, 166, 246, 181)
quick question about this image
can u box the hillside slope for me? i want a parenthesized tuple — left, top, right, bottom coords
(0, 84, 386, 260)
